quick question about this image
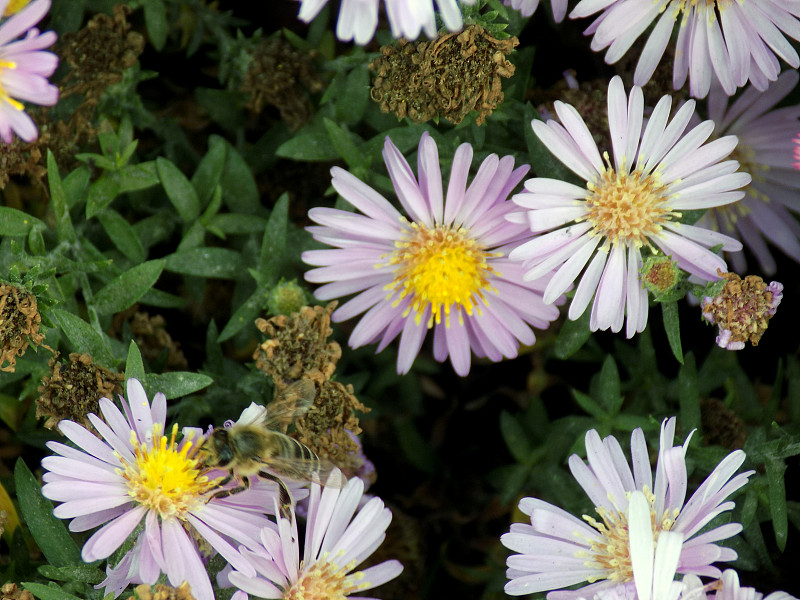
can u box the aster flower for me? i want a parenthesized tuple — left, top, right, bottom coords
(569, 0, 800, 99)
(501, 417, 753, 598)
(682, 570, 798, 600)
(504, 0, 567, 21)
(509, 76, 747, 337)
(697, 71, 800, 276)
(296, 0, 477, 45)
(302, 132, 562, 376)
(227, 477, 403, 599)
(0, 0, 58, 143)
(40, 378, 283, 600)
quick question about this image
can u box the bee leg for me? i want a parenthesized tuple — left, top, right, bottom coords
(210, 475, 250, 500)
(260, 472, 293, 519)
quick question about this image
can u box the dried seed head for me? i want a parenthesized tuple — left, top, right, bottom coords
(0, 283, 45, 373)
(124, 583, 195, 600)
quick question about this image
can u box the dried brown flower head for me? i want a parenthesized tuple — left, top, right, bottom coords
(253, 303, 341, 387)
(1, 583, 34, 600)
(370, 25, 518, 126)
(0, 283, 45, 373)
(36, 353, 124, 430)
(700, 397, 748, 450)
(240, 36, 323, 131)
(294, 379, 371, 480)
(129, 312, 188, 370)
(124, 583, 195, 600)
(701, 271, 783, 350)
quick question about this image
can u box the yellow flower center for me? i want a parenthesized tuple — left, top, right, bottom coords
(120, 424, 217, 519)
(285, 559, 365, 600)
(584, 166, 674, 250)
(3, 0, 31, 16)
(579, 488, 679, 583)
(383, 221, 497, 328)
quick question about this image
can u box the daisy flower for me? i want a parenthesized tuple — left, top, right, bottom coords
(302, 132, 562, 376)
(504, 0, 567, 21)
(697, 71, 800, 276)
(296, 0, 477, 45)
(227, 477, 403, 599)
(0, 0, 58, 143)
(501, 417, 753, 598)
(569, 0, 800, 99)
(509, 76, 747, 337)
(682, 570, 798, 600)
(40, 378, 281, 600)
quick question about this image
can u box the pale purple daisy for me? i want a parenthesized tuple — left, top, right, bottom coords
(682, 570, 798, 600)
(697, 71, 800, 276)
(504, 0, 568, 21)
(0, 0, 58, 143)
(296, 0, 477, 45)
(302, 132, 562, 376)
(40, 378, 283, 600)
(501, 417, 753, 598)
(227, 477, 403, 599)
(509, 76, 747, 337)
(569, 0, 800, 99)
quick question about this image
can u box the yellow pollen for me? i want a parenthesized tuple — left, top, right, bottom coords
(0, 58, 23, 112)
(382, 221, 497, 328)
(285, 558, 364, 600)
(580, 488, 679, 583)
(2, 0, 31, 16)
(584, 166, 674, 250)
(120, 423, 217, 519)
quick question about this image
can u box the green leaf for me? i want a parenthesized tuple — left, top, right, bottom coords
(196, 88, 245, 131)
(144, 371, 214, 400)
(125, 340, 146, 382)
(53, 309, 114, 365)
(765, 455, 788, 551)
(661, 301, 684, 364)
(209, 213, 268, 235)
(678, 353, 701, 436)
(165, 247, 244, 279)
(23, 583, 85, 600)
(15, 459, 81, 568)
(116, 163, 160, 193)
(218, 285, 266, 343)
(139, 287, 186, 309)
(221, 143, 260, 214)
(192, 136, 226, 206)
(276, 128, 339, 161)
(0, 207, 45, 236)
(91, 260, 166, 315)
(36, 564, 104, 584)
(554, 309, 591, 359)
(499, 411, 532, 463)
(47, 151, 76, 243)
(336, 63, 370, 125)
(572, 389, 607, 420)
(597, 355, 622, 415)
(394, 419, 436, 473)
(143, 0, 168, 50)
(85, 173, 121, 218)
(259, 193, 289, 280)
(157, 157, 201, 222)
(324, 118, 366, 168)
(97, 210, 146, 263)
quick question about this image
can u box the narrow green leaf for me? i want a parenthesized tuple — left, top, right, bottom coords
(157, 157, 201, 222)
(218, 286, 266, 343)
(144, 372, 214, 400)
(143, 0, 168, 50)
(259, 193, 289, 280)
(221, 143, 260, 214)
(554, 309, 591, 359)
(597, 355, 622, 415)
(661, 301, 684, 364)
(678, 353, 701, 436)
(85, 173, 121, 218)
(47, 151, 76, 243)
(499, 411, 532, 463)
(572, 389, 607, 419)
(165, 247, 243, 279)
(62, 166, 90, 209)
(125, 341, 146, 382)
(53, 309, 114, 365)
(97, 210, 146, 263)
(23, 583, 84, 600)
(15, 459, 81, 567)
(765, 455, 788, 551)
(394, 419, 436, 473)
(210, 213, 268, 235)
(116, 163, 160, 193)
(192, 136, 226, 206)
(92, 260, 166, 315)
(276, 129, 339, 161)
(0, 207, 45, 236)
(323, 118, 366, 168)
(336, 64, 369, 125)
(36, 564, 104, 584)
(138, 288, 186, 309)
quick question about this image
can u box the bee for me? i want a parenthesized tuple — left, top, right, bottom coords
(200, 378, 343, 517)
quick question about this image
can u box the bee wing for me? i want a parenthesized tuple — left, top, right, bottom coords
(256, 431, 345, 489)
(264, 379, 317, 429)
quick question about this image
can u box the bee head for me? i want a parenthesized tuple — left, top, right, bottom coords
(204, 429, 234, 468)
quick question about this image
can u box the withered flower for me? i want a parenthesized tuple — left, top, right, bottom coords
(0, 283, 45, 373)
(1, 583, 33, 600)
(36, 353, 123, 430)
(253, 303, 341, 387)
(124, 583, 195, 600)
(702, 271, 783, 350)
(370, 24, 517, 126)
